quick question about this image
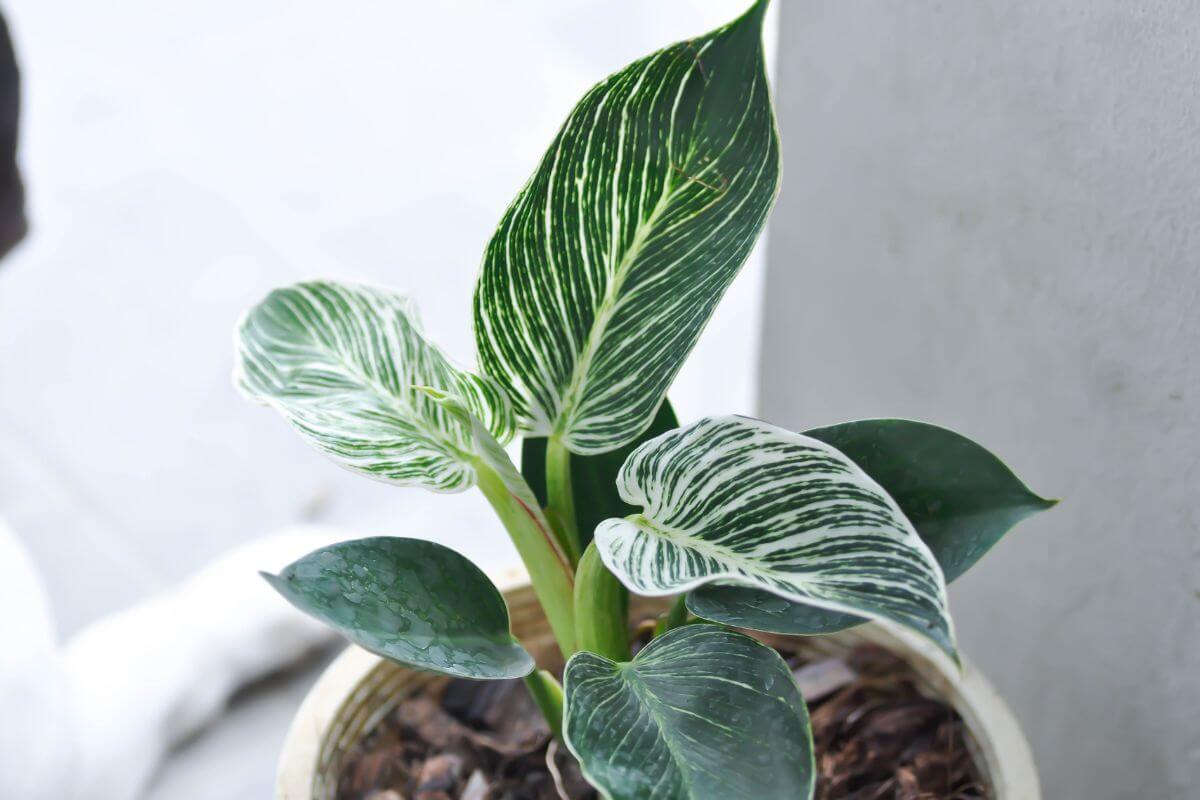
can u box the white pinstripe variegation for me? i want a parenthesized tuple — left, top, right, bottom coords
(595, 415, 958, 659)
(474, 0, 779, 455)
(235, 280, 514, 493)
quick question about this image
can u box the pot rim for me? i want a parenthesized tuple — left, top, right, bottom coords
(276, 567, 1040, 800)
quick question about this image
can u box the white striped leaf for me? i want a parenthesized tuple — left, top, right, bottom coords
(563, 624, 814, 800)
(474, 0, 779, 455)
(688, 419, 1056, 636)
(418, 387, 558, 535)
(595, 416, 957, 659)
(236, 280, 514, 492)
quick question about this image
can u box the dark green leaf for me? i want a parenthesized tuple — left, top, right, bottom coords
(809, 419, 1056, 581)
(687, 586, 866, 635)
(263, 537, 534, 680)
(688, 419, 1055, 636)
(522, 400, 678, 550)
(475, 0, 778, 455)
(564, 624, 814, 800)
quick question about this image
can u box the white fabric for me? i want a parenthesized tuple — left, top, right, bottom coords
(0, 519, 337, 800)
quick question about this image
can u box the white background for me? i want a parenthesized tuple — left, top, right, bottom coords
(0, 2, 776, 795)
(0, 0, 776, 635)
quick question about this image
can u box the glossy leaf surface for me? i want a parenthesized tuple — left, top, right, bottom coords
(264, 537, 534, 680)
(475, 0, 779, 454)
(563, 624, 814, 800)
(596, 416, 956, 658)
(689, 419, 1054, 636)
(808, 419, 1056, 581)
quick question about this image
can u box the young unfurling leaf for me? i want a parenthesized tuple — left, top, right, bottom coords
(236, 280, 513, 492)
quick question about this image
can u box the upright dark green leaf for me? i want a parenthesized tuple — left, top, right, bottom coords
(263, 537, 534, 680)
(688, 419, 1056, 637)
(563, 624, 814, 800)
(475, 0, 779, 455)
(522, 400, 679, 550)
(808, 419, 1057, 581)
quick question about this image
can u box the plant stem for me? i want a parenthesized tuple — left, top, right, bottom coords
(523, 669, 564, 738)
(654, 593, 690, 637)
(574, 542, 630, 661)
(475, 461, 577, 659)
(545, 436, 581, 564)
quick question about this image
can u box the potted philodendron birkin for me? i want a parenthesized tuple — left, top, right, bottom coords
(236, 2, 1054, 798)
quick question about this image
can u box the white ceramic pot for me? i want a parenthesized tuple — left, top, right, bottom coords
(276, 568, 1040, 799)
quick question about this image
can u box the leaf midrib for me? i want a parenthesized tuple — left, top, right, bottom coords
(631, 513, 784, 586)
(553, 40, 720, 442)
(288, 307, 473, 463)
(622, 665, 700, 799)
(553, 180, 674, 439)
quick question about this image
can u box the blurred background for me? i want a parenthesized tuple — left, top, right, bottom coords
(0, 1, 777, 796)
(0, 1, 1196, 798)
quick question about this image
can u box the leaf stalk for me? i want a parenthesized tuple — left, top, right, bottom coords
(523, 669, 565, 739)
(475, 460, 577, 659)
(545, 436, 582, 563)
(574, 542, 630, 661)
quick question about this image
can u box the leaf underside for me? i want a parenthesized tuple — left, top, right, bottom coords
(236, 280, 514, 492)
(689, 419, 1055, 636)
(474, 0, 779, 455)
(264, 537, 534, 680)
(595, 415, 956, 659)
(564, 624, 814, 800)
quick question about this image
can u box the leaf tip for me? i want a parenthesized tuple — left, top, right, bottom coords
(739, 0, 772, 29)
(260, 569, 291, 595)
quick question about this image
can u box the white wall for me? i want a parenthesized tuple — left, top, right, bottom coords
(0, 1, 775, 635)
(762, 3, 1198, 798)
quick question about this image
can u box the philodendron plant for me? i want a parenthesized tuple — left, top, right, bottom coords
(236, 3, 1053, 798)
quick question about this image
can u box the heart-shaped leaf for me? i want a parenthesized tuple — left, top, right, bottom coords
(564, 624, 814, 800)
(522, 400, 680, 551)
(474, 0, 779, 455)
(236, 280, 514, 492)
(688, 419, 1055, 636)
(263, 537, 534, 680)
(595, 416, 956, 659)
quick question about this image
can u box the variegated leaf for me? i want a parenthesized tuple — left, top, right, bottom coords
(474, 0, 779, 454)
(563, 624, 814, 800)
(236, 280, 514, 492)
(595, 416, 957, 658)
(688, 419, 1056, 636)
